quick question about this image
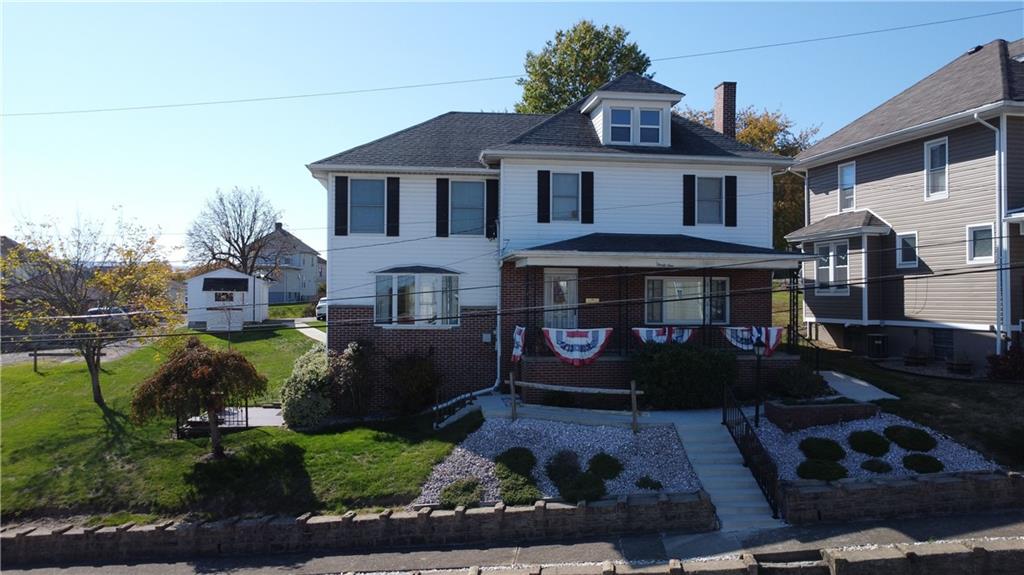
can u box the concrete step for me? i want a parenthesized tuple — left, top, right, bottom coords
(717, 514, 784, 532)
(689, 463, 748, 478)
(701, 476, 763, 490)
(715, 502, 775, 516)
(708, 489, 769, 504)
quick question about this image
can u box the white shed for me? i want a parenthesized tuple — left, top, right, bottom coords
(186, 269, 269, 332)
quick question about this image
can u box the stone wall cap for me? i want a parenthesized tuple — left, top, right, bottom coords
(307, 515, 345, 525)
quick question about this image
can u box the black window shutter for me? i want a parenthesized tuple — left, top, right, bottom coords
(581, 171, 594, 224)
(386, 177, 400, 236)
(436, 178, 449, 237)
(486, 179, 499, 239)
(682, 174, 695, 226)
(334, 176, 348, 236)
(537, 170, 551, 223)
(724, 176, 737, 227)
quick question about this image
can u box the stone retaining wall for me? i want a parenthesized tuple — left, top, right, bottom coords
(765, 400, 880, 431)
(1, 492, 716, 567)
(780, 470, 1024, 525)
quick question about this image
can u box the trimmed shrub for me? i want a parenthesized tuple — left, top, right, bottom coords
(884, 425, 937, 452)
(797, 459, 848, 481)
(495, 447, 536, 477)
(860, 459, 893, 474)
(767, 364, 830, 399)
(635, 475, 663, 491)
(558, 471, 606, 504)
(587, 452, 623, 480)
(439, 478, 481, 509)
(545, 450, 582, 486)
(390, 352, 442, 415)
(633, 343, 737, 409)
(848, 430, 891, 457)
(903, 453, 944, 474)
(281, 344, 331, 428)
(799, 437, 846, 461)
(494, 447, 541, 506)
(331, 341, 372, 416)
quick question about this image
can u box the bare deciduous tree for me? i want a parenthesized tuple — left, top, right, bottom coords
(186, 187, 282, 275)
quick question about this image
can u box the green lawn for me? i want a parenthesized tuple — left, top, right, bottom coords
(771, 281, 801, 328)
(193, 328, 315, 399)
(268, 303, 310, 319)
(1, 329, 479, 521)
(806, 347, 1024, 471)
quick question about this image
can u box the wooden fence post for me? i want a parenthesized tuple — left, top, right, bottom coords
(630, 380, 638, 434)
(508, 371, 517, 422)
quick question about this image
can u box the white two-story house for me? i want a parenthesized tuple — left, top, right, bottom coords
(308, 74, 804, 413)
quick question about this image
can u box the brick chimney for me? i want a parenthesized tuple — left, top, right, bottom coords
(714, 81, 736, 138)
(274, 222, 283, 231)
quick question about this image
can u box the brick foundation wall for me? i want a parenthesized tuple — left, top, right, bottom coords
(766, 400, 880, 432)
(327, 306, 497, 413)
(780, 470, 1024, 525)
(1, 493, 716, 567)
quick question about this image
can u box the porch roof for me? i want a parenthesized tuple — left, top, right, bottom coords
(784, 210, 891, 244)
(504, 233, 808, 270)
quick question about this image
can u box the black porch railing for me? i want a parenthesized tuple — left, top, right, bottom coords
(722, 384, 780, 518)
(175, 399, 250, 438)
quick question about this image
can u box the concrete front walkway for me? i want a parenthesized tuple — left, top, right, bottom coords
(293, 321, 326, 344)
(822, 370, 898, 402)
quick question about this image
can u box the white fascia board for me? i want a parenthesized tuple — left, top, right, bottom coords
(581, 91, 682, 113)
(784, 225, 891, 244)
(505, 250, 808, 270)
(795, 101, 1013, 170)
(307, 164, 498, 178)
(479, 148, 793, 168)
(809, 317, 999, 332)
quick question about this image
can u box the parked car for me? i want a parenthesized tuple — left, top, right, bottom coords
(315, 298, 327, 321)
(86, 307, 132, 331)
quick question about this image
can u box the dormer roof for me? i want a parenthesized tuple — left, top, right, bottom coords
(592, 72, 683, 96)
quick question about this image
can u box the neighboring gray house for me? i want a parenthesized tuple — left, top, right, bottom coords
(787, 38, 1024, 364)
(256, 222, 325, 304)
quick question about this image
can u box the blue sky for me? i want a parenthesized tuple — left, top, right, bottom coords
(2, 2, 1021, 263)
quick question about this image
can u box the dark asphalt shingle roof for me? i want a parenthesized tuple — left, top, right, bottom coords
(593, 72, 683, 95)
(523, 232, 794, 256)
(784, 210, 890, 243)
(377, 265, 459, 274)
(797, 38, 1024, 164)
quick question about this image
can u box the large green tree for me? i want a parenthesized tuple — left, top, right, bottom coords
(515, 21, 651, 114)
(681, 107, 819, 249)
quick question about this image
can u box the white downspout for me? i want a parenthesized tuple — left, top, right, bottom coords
(974, 113, 1005, 354)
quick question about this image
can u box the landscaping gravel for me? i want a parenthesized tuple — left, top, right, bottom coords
(414, 418, 701, 506)
(750, 410, 1001, 481)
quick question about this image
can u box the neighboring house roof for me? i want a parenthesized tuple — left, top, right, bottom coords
(797, 38, 1024, 165)
(591, 72, 683, 95)
(522, 232, 793, 256)
(1, 235, 21, 257)
(784, 210, 891, 243)
(259, 223, 320, 256)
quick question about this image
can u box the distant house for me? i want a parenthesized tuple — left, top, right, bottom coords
(786, 38, 1024, 363)
(185, 269, 268, 332)
(255, 222, 325, 304)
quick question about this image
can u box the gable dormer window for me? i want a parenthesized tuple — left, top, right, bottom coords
(610, 108, 632, 143)
(640, 109, 661, 144)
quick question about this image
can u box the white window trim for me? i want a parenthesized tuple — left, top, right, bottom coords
(695, 175, 726, 226)
(837, 162, 856, 213)
(638, 108, 662, 145)
(814, 240, 851, 296)
(550, 171, 581, 223)
(373, 273, 461, 328)
(965, 222, 995, 264)
(449, 180, 487, 236)
(609, 108, 632, 144)
(896, 231, 919, 269)
(349, 178, 387, 236)
(923, 137, 949, 201)
(643, 276, 730, 325)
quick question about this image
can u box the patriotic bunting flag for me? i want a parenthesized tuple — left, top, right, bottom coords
(542, 327, 614, 366)
(722, 327, 754, 350)
(671, 327, 695, 344)
(722, 326, 785, 357)
(510, 325, 526, 363)
(632, 327, 696, 345)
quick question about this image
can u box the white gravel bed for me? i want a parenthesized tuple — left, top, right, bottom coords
(749, 410, 1001, 481)
(414, 418, 701, 506)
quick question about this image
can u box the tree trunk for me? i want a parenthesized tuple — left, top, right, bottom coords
(207, 398, 225, 459)
(83, 349, 106, 409)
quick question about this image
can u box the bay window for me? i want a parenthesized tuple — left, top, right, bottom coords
(645, 277, 729, 324)
(374, 273, 459, 326)
(815, 241, 849, 295)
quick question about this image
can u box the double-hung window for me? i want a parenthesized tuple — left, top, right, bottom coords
(696, 177, 724, 224)
(815, 241, 849, 295)
(924, 138, 948, 199)
(966, 223, 994, 264)
(838, 163, 856, 212)
(645, 277, 729, 324)
(350, 179, 386, 234)
(551, 172, 580, 221)
(610, 108, 631, 143)
(639, 109, 661, 144)
(374, 273, 459, 326)
(450, 181, 485, 235)
(896, 232, 918, 269)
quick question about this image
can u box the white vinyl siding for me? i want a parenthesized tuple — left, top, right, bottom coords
(645, 277, 729, 324)
(924, 138, 949, 200)
(838, 162, 856, 212)
(896, 232, 918, 269)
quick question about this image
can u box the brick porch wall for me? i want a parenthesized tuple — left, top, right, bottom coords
(327, 306, 497, 414)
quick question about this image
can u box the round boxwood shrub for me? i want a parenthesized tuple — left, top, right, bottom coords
(495, 447, 536, 477)
(860, 459, 893, 474)
(439, 478, 482, 509)
(587, 452, 623, 480)
(848, 430, 891, 457)
(903, 453, 944, 474)
(558, 471, 606, 503)
(281, 344, 332, 428)
(799, 437, 846, 461)
(635, 475, 663, 491)
(545, 450, 582, 486)
(767, 364, 830, 399)
(494, 447, 541, 506)
(797, 458, 848, 481)
(884, 425, 937, 452)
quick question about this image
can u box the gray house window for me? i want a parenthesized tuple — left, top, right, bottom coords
(639, 109, 661, 143)
(838, 162, 856, 212)
(896, 232, 918, 269)
(697, 177, 723, 224)
(925, 138, 948, 199)
(966, 223, 994, 264)
(350, 179, 385, 234)
(551, 173, 580, 221)
(610, 108, 631, 143)
(450, 181, 485, 235)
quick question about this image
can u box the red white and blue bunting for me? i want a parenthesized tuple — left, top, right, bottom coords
(721, 326, 785, 357)
(511, 325, 526, 363)
(632, 327, 695, 345)
(542, 327, 614, 366)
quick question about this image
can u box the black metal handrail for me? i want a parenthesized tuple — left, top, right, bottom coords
(793, 329, 823, 375)
(722, 385, 780, 518)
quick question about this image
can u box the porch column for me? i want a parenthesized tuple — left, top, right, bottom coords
(618, 267, 626, 356)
